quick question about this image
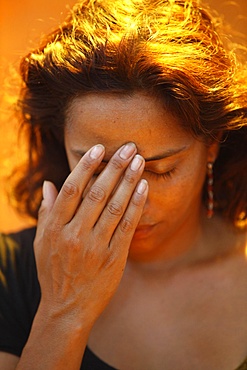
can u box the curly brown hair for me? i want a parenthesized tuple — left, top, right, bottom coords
(11, 0, 247, 227)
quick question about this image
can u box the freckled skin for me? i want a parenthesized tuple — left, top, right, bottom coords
(65, 92, 218, 262)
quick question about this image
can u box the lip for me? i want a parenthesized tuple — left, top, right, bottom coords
(133, 224, 156, 239)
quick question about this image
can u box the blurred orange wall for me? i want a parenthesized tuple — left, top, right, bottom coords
(0, 0, 75, 232)
(0, 0, 246, 232)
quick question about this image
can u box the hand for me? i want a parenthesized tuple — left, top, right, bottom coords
(34, 143, 148, 325)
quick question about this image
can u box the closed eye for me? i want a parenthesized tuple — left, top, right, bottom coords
(145, 167, 176, 180)
(93, 165, 177, 180)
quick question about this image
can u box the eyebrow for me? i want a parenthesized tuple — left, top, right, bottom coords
(141, 146, 188, 162)
(72, 145, 188, 163)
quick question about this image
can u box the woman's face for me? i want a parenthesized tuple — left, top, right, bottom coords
(64, 92, 218, 260)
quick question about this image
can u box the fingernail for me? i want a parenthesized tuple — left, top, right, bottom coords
(130, 155, 143, 171)
(42, 181, 49, 200)
(90, 144, 105, 159)
(136, 179, 148, 194)
(119, 143, 136, 160)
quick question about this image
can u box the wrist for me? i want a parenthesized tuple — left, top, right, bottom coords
(17, 302, 93, 370)
(36, 300, 95, 336)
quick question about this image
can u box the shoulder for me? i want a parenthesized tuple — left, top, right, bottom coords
(0, 227, 37, 272)
(0, 226, 39, 295)
(0, 226, 39, 296)
(0, 226, 36, 251)
(0, 227, 40, 357)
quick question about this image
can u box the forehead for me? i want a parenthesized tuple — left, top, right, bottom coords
(65, 92, 192, 157)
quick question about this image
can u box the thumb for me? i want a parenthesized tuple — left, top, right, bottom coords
(42, 180, 58, 210)
(34, 181, 58, 252)
(37, 181, 58, 225)
(34, 181, 58, 273)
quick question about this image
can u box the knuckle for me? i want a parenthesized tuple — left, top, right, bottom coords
(109, 158, 124, 171)
(80, 159, 93, 172)
(88, 185, 106, 203)
(66, 234, 81, 252)
(120, 217, 134, 233)
(124, 172, 136, 185)
(104, 254, 116, 269)
(131, 193, 144, 207)
(62, 181, 80, 198)
(107, 201, 123, 216)
(104, 253, 123, 271)
(45, 223, 62, 239)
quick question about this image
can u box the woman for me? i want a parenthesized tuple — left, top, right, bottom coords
(0, 0, 246, 369)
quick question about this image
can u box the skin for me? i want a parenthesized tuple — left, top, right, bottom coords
(1, 92, 247, 369)
(64, 92, 218, 264)
(64, 92, 247, 369)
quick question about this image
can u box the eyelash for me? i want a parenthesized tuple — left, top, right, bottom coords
(145, 167, 176, 180)
(93, 166, 177, 180)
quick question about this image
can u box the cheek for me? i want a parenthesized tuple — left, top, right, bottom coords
(172, 154, 207, 200)
(145, 165, 206, 213)
(176, 165, 206, 204)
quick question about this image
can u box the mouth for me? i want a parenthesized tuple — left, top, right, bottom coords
(133, 224, 157, 239)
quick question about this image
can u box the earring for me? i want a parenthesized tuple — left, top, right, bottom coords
(207, 162, 214, 219)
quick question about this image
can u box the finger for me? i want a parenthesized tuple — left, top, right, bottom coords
(37, 181, 58, 227)
(49, 144, 105, 225)
(93, 154, 145, 240)
(34, 181, 58, 253)
(111, 179, 148, 251)
(74, 142, 138, 230)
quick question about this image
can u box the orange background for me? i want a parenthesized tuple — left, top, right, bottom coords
(0, 0, 246, 233)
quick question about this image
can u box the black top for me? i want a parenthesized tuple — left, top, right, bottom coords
(0, 227, 247, 370)
(0, 227, 116, 369)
